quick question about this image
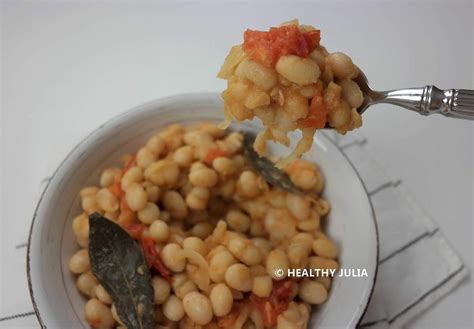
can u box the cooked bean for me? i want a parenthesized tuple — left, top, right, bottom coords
(276, 55, 320, 85)
(283, 90, 310, 121)
(145, 160, 180, 188)
(315, 198, 331, 216)
(161, 243, 185, 272)
(185, 187, 210, 211)
(328, 101, 351, 128)
(182, 291, 213, 325)
(173, 145, 194, 167)
(297, 211, 320, 231)
(218, 132, 243, 155)
(212, 157, 236, 177)
(149, 219, 170, 242)
(190, 222, 213, 239)
(216, 179, 236, 199)
(251, 238, 271, 259)
(153, 276, 171, 304)
(138, 202, 160, 224)
(298, 279, 328, 304)
(312, 239, 338, 259)
(236, 59, 278, 91)
(100, 167, 121, 188)
(315, 276, 332, 290)
(163, 295, 185, 322)
(245, 90, 271, 109)
(197, 122, 226, 139)
(124, 182, 148, 211)
(144, 183, 161, 203)
(121, 166, 143, 190)
(327, 52, 357, 79)
(81, 194, 100, 214)
(310, 48, 326, 69)
(96, 188, 119, 212)
(225, 209, 250, 233)
(266, 249, 289, 280)
(182, 237, 207, 256)
(80, 186, 99, 198)
(77, 272, 98, 298)
(237, 170, 263, 198)
(224, 263, 252, 292)
(162, 190, 188, 220)
(264, 209, 297, 242)
(172, 273, 198, 299)
(95, 284, 112, 304)
(286, 161, 318, 191)
(69, 249, 90, 274)
(146, 135, 166, 157)
(307, 256, 339, 271)
(210, 283, 233, 316)
(209, 248, 236, 283)
(249, 264, 267, 277)
(85, 298, 115, 329)
(227, 237, 262, 266)
(287, 235, 312, 268)
(189, 168, 218, 188)
(72, 213, 89, 240)
(136, 147, 156, 169)
(340, 78, 363, 109)
(252, 275, 273, 298)
(286, 194, 310, 220)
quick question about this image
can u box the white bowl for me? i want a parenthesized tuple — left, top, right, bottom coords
(27, 92, 378, 328)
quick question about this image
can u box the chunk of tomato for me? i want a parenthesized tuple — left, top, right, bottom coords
(140, 237, 173, 284)
(203, 148, 228, 166)
(299, 86, 328, 128)
(243, 25, 320, 66)
(249, 279, 295, 327)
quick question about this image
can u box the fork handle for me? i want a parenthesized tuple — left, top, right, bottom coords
(380, 86, 474, 119)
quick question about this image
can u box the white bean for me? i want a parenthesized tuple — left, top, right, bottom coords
(153, 276, 171, 304)
(162, 295, 185, 322)
(298, 279, 328, 304)
(210, 283, 233, 316)
(224, 263, 252, 292)
(327, 52, 357, 79)
(85, 298, 115, 329)
(236, 59, 277, 91)
(340, 78, 363, 109)
(276, 55, 320, 85)
(182, 291, 213, 325)
(69, 249, 90, 274)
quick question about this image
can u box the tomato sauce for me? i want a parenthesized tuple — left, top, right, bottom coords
(243, 25, 320, 66)
(140, 237, 173, 284)
(249, 279, 295, 327)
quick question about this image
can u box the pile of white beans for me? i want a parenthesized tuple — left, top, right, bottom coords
(218, 19, 363, 167)
(69, 122, 338, 329)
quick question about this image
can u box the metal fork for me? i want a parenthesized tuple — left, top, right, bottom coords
(353, 68, 474, 119)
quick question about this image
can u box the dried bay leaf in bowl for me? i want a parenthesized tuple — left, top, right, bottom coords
(242, 131, 302, 195)
(88, 213, 155, 329)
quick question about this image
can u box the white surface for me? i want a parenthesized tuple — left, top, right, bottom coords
(1, 0, 473, 328)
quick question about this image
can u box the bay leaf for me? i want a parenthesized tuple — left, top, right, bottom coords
(242, 131, 303, 196)
(88, 213, 155, 329)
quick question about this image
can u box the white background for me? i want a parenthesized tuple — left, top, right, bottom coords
(1, 0, 473, 328)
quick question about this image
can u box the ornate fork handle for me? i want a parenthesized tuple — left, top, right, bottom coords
(376, 86, 474, 119)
